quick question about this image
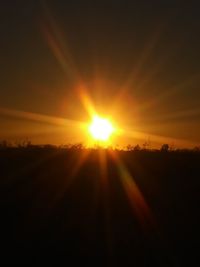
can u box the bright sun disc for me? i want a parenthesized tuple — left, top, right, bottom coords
(89, 115, 114, 141)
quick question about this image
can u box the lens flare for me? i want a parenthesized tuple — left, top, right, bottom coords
(89, 115, 114, 141)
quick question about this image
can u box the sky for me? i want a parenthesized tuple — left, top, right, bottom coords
(0, 0, 200, 148)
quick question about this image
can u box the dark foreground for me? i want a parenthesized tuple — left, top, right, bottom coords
(0, 147, 199, 266)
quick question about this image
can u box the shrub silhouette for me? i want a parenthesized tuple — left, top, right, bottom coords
(161, 143, 169, 152)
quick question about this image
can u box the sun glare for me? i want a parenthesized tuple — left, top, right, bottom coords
(89, 115, 114, 142)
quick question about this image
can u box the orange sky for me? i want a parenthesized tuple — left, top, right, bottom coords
(0, 1, 200, 148)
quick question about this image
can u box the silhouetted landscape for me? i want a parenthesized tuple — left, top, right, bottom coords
(0, 144, 199, 266)
(1, 1, 200, 266)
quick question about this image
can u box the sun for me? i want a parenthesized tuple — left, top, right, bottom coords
(88, 115, 114, 142)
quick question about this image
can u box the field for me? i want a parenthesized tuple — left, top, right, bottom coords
(0, 147, 199, 266)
